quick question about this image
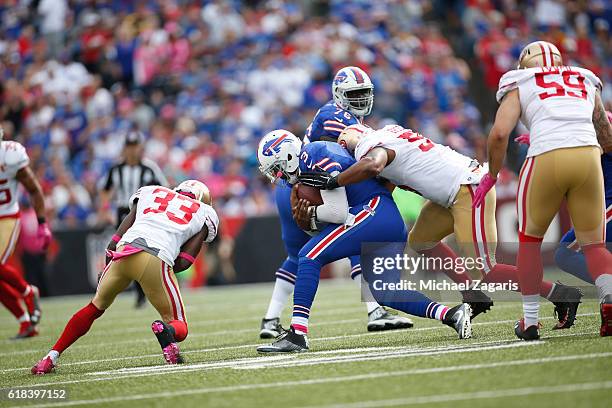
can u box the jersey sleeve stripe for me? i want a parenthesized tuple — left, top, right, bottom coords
(315, 158, 330, 166)
(323, 126, 344, 133)
(324, 120, 346, 128)
(321, 162, 342, 171)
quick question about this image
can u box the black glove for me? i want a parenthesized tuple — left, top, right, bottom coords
(298, 171, 340, 190)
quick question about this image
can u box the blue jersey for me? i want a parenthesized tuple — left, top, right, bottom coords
(305, 101, 360, 142)
(603, 153, 612, 202)
(299, 141, 390, 205)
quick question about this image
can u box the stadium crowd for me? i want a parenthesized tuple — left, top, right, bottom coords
(0, 0, 610, 229)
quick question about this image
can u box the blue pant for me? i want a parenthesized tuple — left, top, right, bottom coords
(275, 182, 360, 284)
(293, 195, 440, 325)
(555, 200, 612, 284)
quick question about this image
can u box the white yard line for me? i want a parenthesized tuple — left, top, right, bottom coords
(301, 381, 612, 408)
(9, 354, 612, 408)
(3, 331, 597, 388)
(1, 313, 598, 373)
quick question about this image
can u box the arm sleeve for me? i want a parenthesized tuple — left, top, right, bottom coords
(6, 142, 30, 177)
(496, 69, 529, 103)
(316, 186, 349, 225)
(203, 206, 220, 243)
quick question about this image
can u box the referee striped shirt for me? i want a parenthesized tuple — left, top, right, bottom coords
(102, 158, 168, 209)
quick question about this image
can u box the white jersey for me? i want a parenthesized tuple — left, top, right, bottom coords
(0, 141, 29, 217)
(354, 125, 480, 207)
(119, 185, 219, 266)
(497, 66, 602, 158)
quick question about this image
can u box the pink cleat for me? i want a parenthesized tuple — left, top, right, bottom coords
(31, 357, 55, 375)
(151, 320, 183, 364)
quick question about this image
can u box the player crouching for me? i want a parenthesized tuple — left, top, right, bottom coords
(31, 180, 219, 374)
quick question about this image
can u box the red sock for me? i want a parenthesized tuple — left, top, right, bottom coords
(0, 263, 29, 295)
(0, 281, 27, 320)
(168, 320, 188, 342)
(484, 263, 554, 298)
(516, 232, 543, 296)
(583, 243, 612, 281)
(52, 302, 104, 354)
(419, 243, 472, 285)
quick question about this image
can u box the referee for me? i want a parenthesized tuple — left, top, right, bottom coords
(100, 130, 168, 307)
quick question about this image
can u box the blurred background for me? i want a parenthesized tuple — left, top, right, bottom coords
(0, 0, 610, 294)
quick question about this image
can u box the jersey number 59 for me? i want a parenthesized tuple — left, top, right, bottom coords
(535, 70, 587, 100)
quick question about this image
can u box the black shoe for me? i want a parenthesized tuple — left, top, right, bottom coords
(549, 281, 583, 329)
(260, 317, 283, 339)
(515, 318, 540, 341)
(601, 294, 612, 337)
(257, 326, 309, 353)
(151, 320, 184, 364)
(443, 303, 472, 339)
(461, 289, 494, 320)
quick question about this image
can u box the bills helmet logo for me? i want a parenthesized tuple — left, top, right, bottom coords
(333, 71, 348, 86)
(262, 134, 291, 157)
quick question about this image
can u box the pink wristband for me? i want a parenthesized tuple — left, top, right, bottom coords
(178, 252, 195, 264)
(111, 234, 122, 243)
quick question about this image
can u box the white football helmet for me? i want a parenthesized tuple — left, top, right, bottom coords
(175, 179, 212, 205)
(257, 129, 302, 184)
(332, 66, 374, 117)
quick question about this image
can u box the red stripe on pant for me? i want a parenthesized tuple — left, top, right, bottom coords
(162, 263, 179, 321)
(519, 158, 535, 234)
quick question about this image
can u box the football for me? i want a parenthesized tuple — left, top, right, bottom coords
(296, 183, 323, 205)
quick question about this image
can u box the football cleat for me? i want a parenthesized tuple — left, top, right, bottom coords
(151, 320, 183, 364)
(31, 356, 55, 375)
(367, 307, 414, 331)
(461, 289, 494, 320)
(442, 303, 472, 339)
(549, 282, 583, 329)
(12, 321, 38, 340)
(515, 318, 541, 341)
(600, 294, 612, 337)
(260, 317, 283, 339)
(257, 326, 309, 353)
(24, 285, 42, 326)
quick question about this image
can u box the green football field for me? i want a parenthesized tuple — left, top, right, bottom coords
(1, 279, 610, 408)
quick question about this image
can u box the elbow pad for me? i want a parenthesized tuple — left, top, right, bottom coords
(316, 188, 349, 225)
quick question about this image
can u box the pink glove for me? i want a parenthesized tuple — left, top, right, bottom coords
(37, 222, 52, 251)
(472, 173, 497, 208)
(606, 110, 612, 123)
(514, 133, 530, 146)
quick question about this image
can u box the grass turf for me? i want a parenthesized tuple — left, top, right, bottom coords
(1, 278, 610, 408)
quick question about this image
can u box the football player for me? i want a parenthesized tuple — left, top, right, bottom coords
(473, 41, 612, 339)
(259, 66, 412, 338)
(300, 123, 582, 328)
(0, 127, 50, 339)
(257, 132, 472, 353)
(31, 180, 219, 374)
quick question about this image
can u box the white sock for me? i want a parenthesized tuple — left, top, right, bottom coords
(595, 274, 612, 302)
(264, 278, 294, 319)
(23, 285, 31, 297)
(352, 273, 380, 314)
(46, 350, 60, 364)
(522, 294, 540, 327)
(18, 313, 30, 323)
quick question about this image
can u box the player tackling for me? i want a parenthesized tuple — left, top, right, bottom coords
(31, 180, 219, 374)
(473, 41, 612, 339)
